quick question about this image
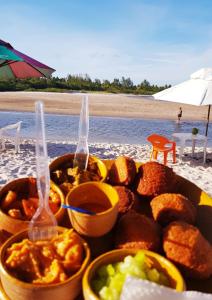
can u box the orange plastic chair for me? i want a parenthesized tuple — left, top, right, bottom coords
(147, 134, 176, 165)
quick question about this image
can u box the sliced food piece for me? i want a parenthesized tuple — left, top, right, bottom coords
(49, 201, 60, 214)
(109, 156, 136, 186)
(28, 177, 38, 198)
(1, 191, 17, 210)
(8, 209, 23, 219)
(22, 198, 38, 219)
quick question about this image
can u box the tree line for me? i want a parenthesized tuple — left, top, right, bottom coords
(0, 74, 171, 95)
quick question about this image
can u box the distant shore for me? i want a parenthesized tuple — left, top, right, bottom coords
(0, 91, 210, 122)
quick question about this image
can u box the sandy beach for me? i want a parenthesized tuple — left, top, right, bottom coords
(0, 91, 210, 121)
(1, 139, 212, 197)
(0, 91, 211, 197)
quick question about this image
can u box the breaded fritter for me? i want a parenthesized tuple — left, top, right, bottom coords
(114, 186, 137, 216)
(163, 221, 212, 279)
(136, 161, 176, 197)
(108, 156, 136, 186)
(115, 211, 161, 251)
(150, 193, 197, 225)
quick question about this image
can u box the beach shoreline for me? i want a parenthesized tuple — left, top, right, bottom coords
(0, 91, 210, 122)
(1, 92, 211, 197)
(0, 139, 211, 197)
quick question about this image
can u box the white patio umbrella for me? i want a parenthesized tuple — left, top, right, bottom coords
(153, 68, 212, 136)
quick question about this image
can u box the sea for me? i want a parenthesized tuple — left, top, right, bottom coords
(0, 111, 212, 146)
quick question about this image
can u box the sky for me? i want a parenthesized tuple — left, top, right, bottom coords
(1, 0, 212, 85)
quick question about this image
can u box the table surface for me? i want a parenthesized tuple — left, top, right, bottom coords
(172, 132, 207, 141)
(172, 133, 207, 163)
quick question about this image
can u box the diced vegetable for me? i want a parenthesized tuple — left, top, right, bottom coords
(91, 251, 170, 300)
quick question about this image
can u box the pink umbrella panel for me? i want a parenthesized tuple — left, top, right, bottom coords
(0, 39, 55, 79)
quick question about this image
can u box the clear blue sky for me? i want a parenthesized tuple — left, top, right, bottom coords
(1, 0, 212, 85)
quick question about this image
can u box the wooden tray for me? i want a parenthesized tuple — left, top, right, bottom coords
(0, 160, 211, 299)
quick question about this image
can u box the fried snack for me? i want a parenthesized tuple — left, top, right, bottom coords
(34, 260, 67, 284)
(22, 198, 37, 219)
(28, 177, 38, 197)
(108, 156, 136, 186)
(150, 193, 197, 225)
(51, 159, 102, 195)
(49, 189, 61, 204)
(8, 209, 23, 219)
(163, 221, 212, 279)
(59, 182, 74, 195)
(114, 186, 137, 215)
(115, 211, 161, 251)
(136, 161, 176, 197)
(5, 229, 84, 284)
(51, 170, 68, 185)
(1, 191, 17, 209)
(1, 183, 61, 221)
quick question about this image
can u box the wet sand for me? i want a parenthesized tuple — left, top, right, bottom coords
(0, 91, 210, 121)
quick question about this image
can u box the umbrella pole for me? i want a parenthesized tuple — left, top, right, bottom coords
(205, 104, 211, 136)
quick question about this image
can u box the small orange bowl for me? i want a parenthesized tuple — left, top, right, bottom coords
(0, 178, 65, 235)
(0, 227, 90, 300)
(83, 249, 186, 300)
(50, 154, 108, 196)
(66, 182, 119, 237)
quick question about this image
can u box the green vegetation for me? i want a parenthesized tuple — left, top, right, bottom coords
(0, 74, 171, 95)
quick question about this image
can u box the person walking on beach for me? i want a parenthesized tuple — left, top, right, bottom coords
(177, 107, 182, 122)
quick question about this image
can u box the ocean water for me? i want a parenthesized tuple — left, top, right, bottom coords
(0, 111, 211, 146)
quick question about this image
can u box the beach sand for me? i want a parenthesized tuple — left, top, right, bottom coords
(0, 139, 211, 197)
(0, 91, 210, 121)
(0, 91, 211, 197)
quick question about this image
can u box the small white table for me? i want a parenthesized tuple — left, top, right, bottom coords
(172, 133, 207, 163)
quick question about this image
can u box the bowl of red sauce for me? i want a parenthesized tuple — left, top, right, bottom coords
(65, 182, 119, 237)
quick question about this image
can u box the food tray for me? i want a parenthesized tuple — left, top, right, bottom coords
(0, 160, 211, 299)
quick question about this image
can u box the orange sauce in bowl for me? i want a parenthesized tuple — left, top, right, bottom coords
(78, 203, 111, 213)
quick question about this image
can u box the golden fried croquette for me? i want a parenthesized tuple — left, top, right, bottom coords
(115, 211, 161, 251)
(108, 156, 136, 186)
(114, 186, 137, 215)
(163, 221, 212, 279)
(136, 161, 176, 197)
(150, 193, 197, 225)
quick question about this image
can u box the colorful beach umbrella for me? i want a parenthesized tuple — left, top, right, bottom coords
(0, 39, 55, 79)
(153, 68, 212, 136)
